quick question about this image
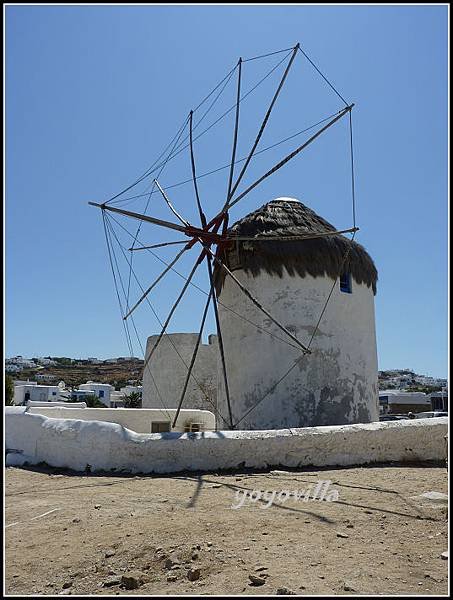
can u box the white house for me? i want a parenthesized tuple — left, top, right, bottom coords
(36, 357, 57, 367)
(13, 384, 62, 405)
(110, 391, 125, 408)
(78, 382, 114, 406)
(70, 389, 98, 402)
(120, 385, 143, 397)
(36, 373, 57, 381)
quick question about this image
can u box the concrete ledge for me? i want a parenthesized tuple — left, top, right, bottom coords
(5, 408, 448, 474)
(26, 406, 216, 433)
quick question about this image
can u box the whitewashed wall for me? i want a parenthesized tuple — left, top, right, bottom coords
(27, 401, 87, 408)
(142, 333, 218, 413)
(5, 408, 447, 475)
(78, 383, 114, 406)
(13, 384, 62, 405)
(25, 407, 216, 434)
(217, 271, 379, 430)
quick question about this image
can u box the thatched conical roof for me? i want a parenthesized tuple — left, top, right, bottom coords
(216, 197, 378, 294)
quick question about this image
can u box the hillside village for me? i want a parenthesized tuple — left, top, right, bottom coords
(6, 355, 143, 387)
(378, 368, 447, 392)
(6, 355, 447, 391)
(5, 355, 448, 417)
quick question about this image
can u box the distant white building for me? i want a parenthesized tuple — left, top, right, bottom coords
(414, 375, 448, 388)
(6, 356, 37, 369)
(36, 357, 57, 367)
(87, 357, 103, 364)
(430, 389, 448, 412)
(13, 384, 62, 405)
(36, 373, 57, 381)
(78, 382, 114, 406)
(107, 385, 143, 409)
(379, 390, 431, 415)
(120, 385, 143, 397)
(110, 391, 125, 408)
(70, 389, 98, 402)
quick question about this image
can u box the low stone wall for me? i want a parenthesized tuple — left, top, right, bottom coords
(5, 408, 447, 475)
(25, 406, 216, 434)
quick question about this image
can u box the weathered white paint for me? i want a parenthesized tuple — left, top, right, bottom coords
(25, 406, 216, 433)
(217, 269, 379, 430)
(27, 400, 87, 408)
(5, 407, 447, 475)
(142, 333, 218, 412)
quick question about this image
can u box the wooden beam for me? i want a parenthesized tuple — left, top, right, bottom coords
(89, 202, 194, 235)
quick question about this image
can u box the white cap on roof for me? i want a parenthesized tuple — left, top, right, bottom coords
(272, 196, 301, 203)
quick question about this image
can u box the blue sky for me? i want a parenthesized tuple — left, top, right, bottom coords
(6, 5, 448, 377)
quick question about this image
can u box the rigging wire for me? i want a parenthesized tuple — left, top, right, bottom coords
(104, 62, 241, 205)
(105, 219, 175, 420)
(97, 43, 359, 431)
(123, 114, 193, 325)
(297, 45, 349, 107)
(103, 68, 237, 206)
(104, 114, 190, 206)
(105, 216, 173, 421)
(226, 44, 299, 205)
(242, 47, 295, 62)
(103, 44, 346, 207)
(105, 213, 231, 427)
(109, 46, 296, 205)
(106, 50, 294, 200)
(233, 230, 358, 429)
(146, 51, 293, 180)
(102, 211, 135, 359)
(349, 110, 357, 229)
(106, 212, 303, 352)
(108, 108, 342, 207)
(232, 107, 359, 428)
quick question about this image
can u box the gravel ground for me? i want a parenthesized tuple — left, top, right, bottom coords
(5, 463, 449, 596)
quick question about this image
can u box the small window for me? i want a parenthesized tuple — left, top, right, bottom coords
(184, 423, 202, 433)
(340, 272, 352, 294)
(98, 390, 105, 398)
(151, 421, 171, 433)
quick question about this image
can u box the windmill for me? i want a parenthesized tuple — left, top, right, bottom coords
(89, 43, 361, 431)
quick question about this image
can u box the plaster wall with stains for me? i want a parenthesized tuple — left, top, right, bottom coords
(142, 333, 218, 414)
(216, 269, 379, 430)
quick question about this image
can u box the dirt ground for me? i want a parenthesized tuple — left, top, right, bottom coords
(4, 463, 449, 596)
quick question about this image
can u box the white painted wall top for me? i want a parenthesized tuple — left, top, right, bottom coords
(5, 407, 447, 475)
(24, 406, 216, 434)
